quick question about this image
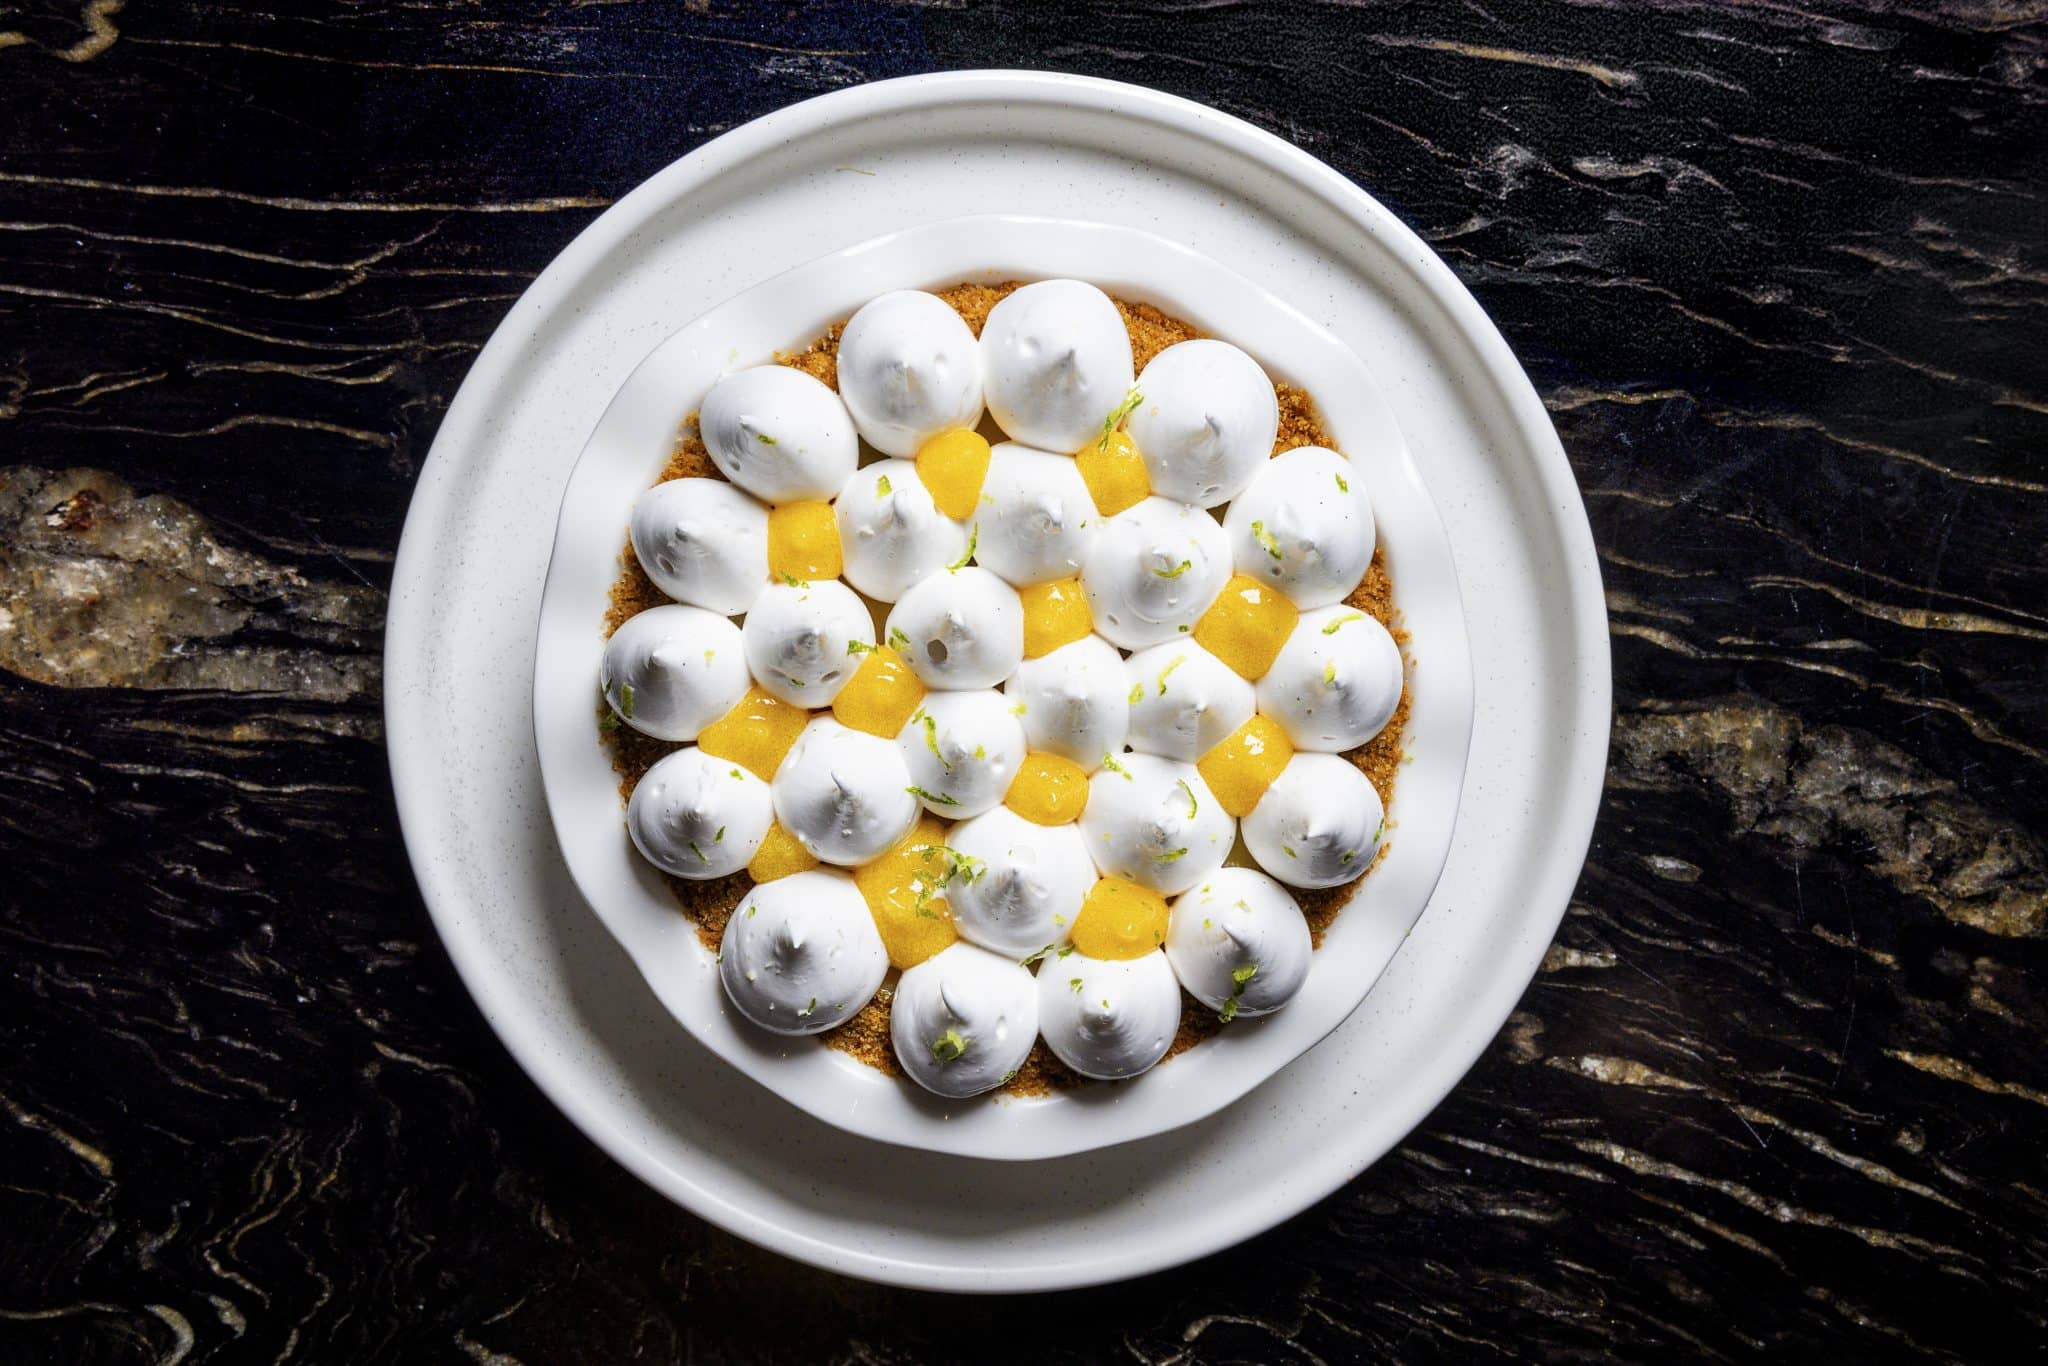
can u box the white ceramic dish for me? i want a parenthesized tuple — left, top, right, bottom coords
(533, 215, 1475, 1160)
(386, 71, 1607, 1289)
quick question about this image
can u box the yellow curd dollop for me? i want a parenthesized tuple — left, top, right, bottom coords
(1193, 573, 1298, 680)
(697, 687, 809, 780)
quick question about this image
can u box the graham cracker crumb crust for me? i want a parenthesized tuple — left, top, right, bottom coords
(600, 281, 1413, 1093)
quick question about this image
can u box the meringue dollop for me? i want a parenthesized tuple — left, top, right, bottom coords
(740, 579, 874, 706)
(1079, 752, 1235, 894)
(884, 566, 1025, 690)
(980, 280, 1135, 453)
(626, 746, 774, 879)
(698, 365, 858, 503)
(1126, 339, 1279, 508)
(629, 477, 770, 616)
(896, 688, 1027, 818)
(833, 459, 969, 603)
(835, 290, 985, 457)
(889, 941, 1040, 1098)
(942, 806, 1093, 957)
(973, 442, 1098, 587)
(601, 604, 752, 742)
(1122, 640, 1256, 761)
(1036, 949, 1182, 1080)
(1255, 605, 1404, 752)
(1165, 867, 1312, 1018)
(1223, 446, 1375, 609)
(1242, 751, 1386, 889)
(1002, 634, 1130, 771)
(719, 869, 888, 1035)
(770, 717, 920, 866)
(1080, 496, 1231, 650)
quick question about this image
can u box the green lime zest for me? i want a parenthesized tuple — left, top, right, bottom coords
(1176, 778, 1198, 818)
(948, 522, 978, 572)
(1069, 977, 1083, 992)
(1152, 558, 1192, 579)
(1322, 613, 1365, 635)
(1128, 682, 1144, 705)
(888, 626, 912, 653)
(875, 473, 892, 496)
(943, 847, 987, 885)
(1156, 655, 1185, 695)
(797, 997, 817, 1017)
(756, 431, 777, 446)
(1100, 754, 1133, 780)
(846, 638, 876, 656)
(1096, 386, 1143, 448)
(906, 785, 961, 806)
(1335, 471, 1349, 492)
(931, 1029, 967, 1062)
(922, 713, 951, 769)
(1220, 963, 1258, 1023)
(618, 682, 636, 718)
(1249, 520, 1282, 560)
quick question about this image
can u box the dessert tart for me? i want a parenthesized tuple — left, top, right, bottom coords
(596, 279, 1409, 1099)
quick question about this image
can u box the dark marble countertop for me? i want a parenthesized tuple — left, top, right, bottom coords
(4, 2, 2044, 1361)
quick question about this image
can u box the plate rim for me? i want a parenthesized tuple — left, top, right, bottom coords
(386, 69, 1610, 1290)
(530, 210, 1477, 1159)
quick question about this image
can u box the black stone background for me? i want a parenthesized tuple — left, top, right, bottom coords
(2, 1, 2044, 1361)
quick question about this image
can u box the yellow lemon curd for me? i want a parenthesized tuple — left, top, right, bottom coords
(697, 687, 809, 780)
(1004, 751, 1090, 826)
(1194, 573, 1298, 680)
(1197, 713, 1294, 818)
(853, 816, 960, 969)
(915, 429, 991, 520)
(1074, 429, 1150, 517)
(1070, 876, 1170, 960)
(746, 821, 818, 883)
(830, 645, 926, 739)
(765, 499, 842, 582)
(1017, 576, 1093, 658)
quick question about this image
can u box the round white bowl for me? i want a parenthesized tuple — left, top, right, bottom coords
(532, 215, 1474, 1160)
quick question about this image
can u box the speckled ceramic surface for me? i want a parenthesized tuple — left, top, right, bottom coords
(533, 215, 1476, 1159)
(387, 72, 1606, 1288)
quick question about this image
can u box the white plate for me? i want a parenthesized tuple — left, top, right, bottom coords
(533, 214, 1475, 1160)
(387, 71, 1607, 1290)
